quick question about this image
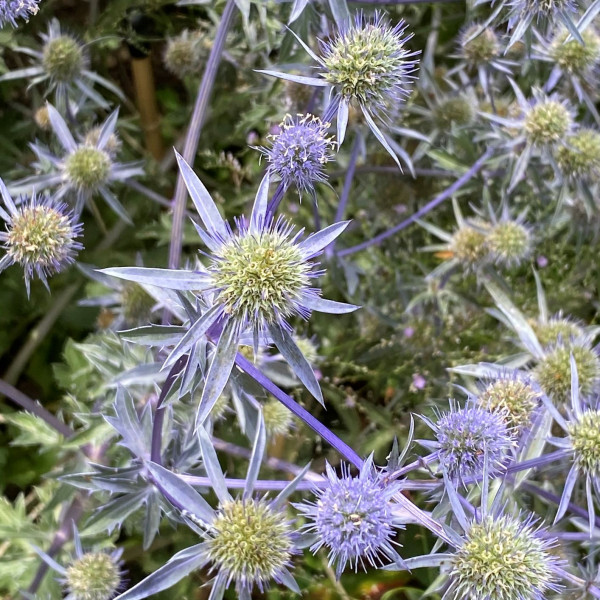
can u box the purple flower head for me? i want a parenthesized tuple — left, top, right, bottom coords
(422, 400, 515, 483)
(0, 178, 83, 296)
(260, 114, 335, 196)
(0, 0, 39, 27)
(296, 456, 405, 578)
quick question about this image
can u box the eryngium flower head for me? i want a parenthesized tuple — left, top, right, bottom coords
(568, 409, 600, 477)
(296, 458, 405, 577)
(0, 180, 83, 295)
(65, 552, 121, 600)
(524, 98, 572, 146)
(486, 220, 531, 267)
(210, 217, 314, 329)
(260, 114, 335, 195)
(321, 12, 416, 118)
(448, 514, 561, 600)
(433, 96, 475, 128)
(534, 343, 600, 402)
(163, 30, 205, 78)
(425, 402, 515, 482)
(550, 28, 600, 74)
(478, 376, 541, 430)
(532, 316, 586, 347)
(449, 221, 490, 268)
(42, 34, 84, 82)
(460, 25, 500, 65)
(555, 129, 600, 179)
(262, 398, 293, 436)
(0, 0, 39, 28)
(205, 498, 295, 593)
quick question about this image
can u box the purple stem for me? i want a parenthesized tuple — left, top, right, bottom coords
(150, 355, 189, 464)
(265, 181, 287, 217)
(234, 352, 364, 469)
(505, 449, 565, 474)
(327, 133, 361, 257)
(167, 0, 237, 271)
(0, 379, 73, 438)
(337, 149, 493, 258)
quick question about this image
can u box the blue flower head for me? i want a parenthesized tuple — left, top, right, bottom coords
(422, 401, 515, 483)
(296, 456, 405, 577)
(260, 113, 335, 196)
(0, 0, 39, 28)
(0, 178, 83, 296)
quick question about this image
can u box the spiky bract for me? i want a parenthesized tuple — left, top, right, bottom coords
(449, 515, 561, 600)
(206, 499, 294, 592)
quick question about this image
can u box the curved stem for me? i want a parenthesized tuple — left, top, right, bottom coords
(265, 182, 286, 218)
(168, 0, 237, 271)
(337, 149, 493, 257)
(234, 352, 364, 469)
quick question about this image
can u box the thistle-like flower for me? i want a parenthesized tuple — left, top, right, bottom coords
(0, 178, 83, 295)
(0, 0, 39, 28)
(549, 28, 600, 76)
(523, 97, 573, 146)
(534, 342, 600, 402)
(447, 513, 562, 600)
(0, 19, 123, 109)
(531, 315, 587, 347)
(163, 29, 206, 79)
(262, 398, 294, 436)
(421, 401, 515, 482)
(34, 528, 123, 600)
(555, 129, 600, 180)
(296, 456, 406, 577)
(23, 105, 143, 221)
(460, 26, 500, 66)
(486, 219, 532, 267)
(260, 11, 419, 164)
(259, 114, 335, 196)
(102, 153, 358, 426)
(478, 374, 541, 431)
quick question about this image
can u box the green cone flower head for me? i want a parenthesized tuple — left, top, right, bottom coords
(460, 25, 500, 65)
(534, 343, 600, 402)
(448, 514, 561, 600)
(568, 409, 600, 477)
(479, 376, 541, 430)
(163, 30, 204, 78)
(524, 98, 572, 146)
(320, 12, 417, 116)
(487, 220, 531, 267)
(42, 34, 83, 82)
(262, 398, 293, 436)
(532, 316, 586, 347)
(555, 129, 600, 179)
(64, 145, 112, 192)
(206, 499, 294, 591)
(65, 552, 121, 600)
(449, 221, 490, 268)
(550, 28, 600, 74)
(434, 95, 475, 128)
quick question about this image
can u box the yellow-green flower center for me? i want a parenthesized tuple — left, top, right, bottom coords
(461, 26, 499, 64)
(206, 499, 292, 585)
(451, 516, 555, 600)
(7, 205, 73, 270)
(65, 146, 111, 191)
(568, 410, 600, 477)
(555, 129, 600, 178)
(524, 101, 572, 146)
(479, 379, 540, 430)
(65, 552, 120, 600)
(211, 230, 310, 327)
(42, 35, 83, 82)
(550, 29, 600, 73)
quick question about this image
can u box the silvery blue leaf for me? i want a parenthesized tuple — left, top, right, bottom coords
(101, 267, 211, 291)
(244, 415, 266, 499)
(198, 426, 232, 505)
(46, 104, 76, 152)
(120, 325, 187, 346)
(300, 294, 360, 314)
(256, 70, 329, 86)
(298, 221, 350, 258)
